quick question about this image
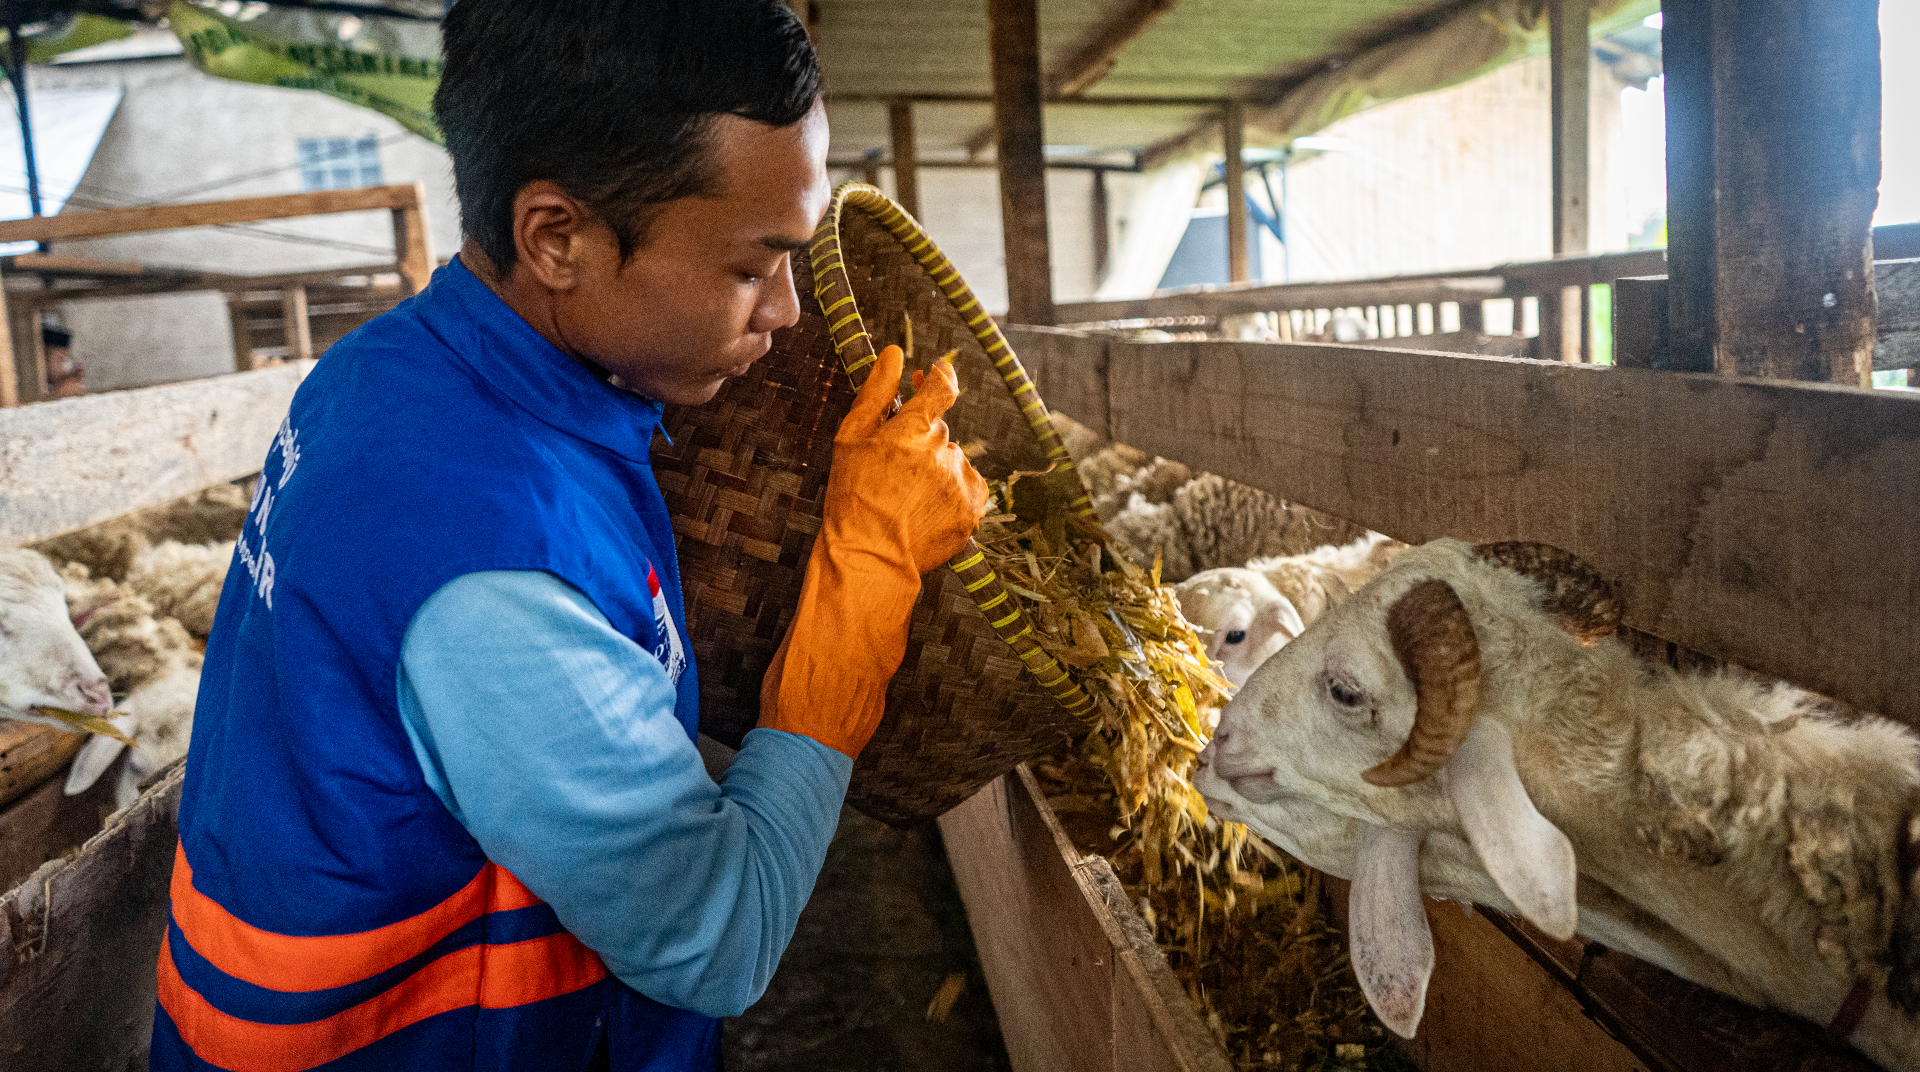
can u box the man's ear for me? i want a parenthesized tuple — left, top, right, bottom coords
(512, 180, 597, 293)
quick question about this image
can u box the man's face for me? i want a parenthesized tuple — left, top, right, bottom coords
(550, 105, 830, 406)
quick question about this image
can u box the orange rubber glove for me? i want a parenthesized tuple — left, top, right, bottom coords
(758, 344, 989, 757)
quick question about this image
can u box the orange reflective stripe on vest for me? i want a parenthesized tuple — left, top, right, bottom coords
(159, 842, 609, 1071)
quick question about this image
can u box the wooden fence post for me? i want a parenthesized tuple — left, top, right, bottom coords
(1664, 0, 1880, 383)
(889, 100, 921, 220)
(1223, 101, 1249, 285)
(989, 0, 1056, 325)
(228, 297, 255, 371)
(1542, 0, 1590, 363)
(281, 285, 312, 364)
(390, 182, 434, 298)
(0, 267, 15, 407)
(9, 301, 43, 404)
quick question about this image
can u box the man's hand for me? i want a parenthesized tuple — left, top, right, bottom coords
(758, 344, 989, 757)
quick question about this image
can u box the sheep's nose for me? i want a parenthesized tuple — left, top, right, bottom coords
(75, 679, 113, 716)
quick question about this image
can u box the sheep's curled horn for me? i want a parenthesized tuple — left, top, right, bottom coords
(1472, 541, 1622, 644)
(1361, 542, 1619, 788)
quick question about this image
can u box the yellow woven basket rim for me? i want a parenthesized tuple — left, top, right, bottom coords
(806, 183, 1098, 721)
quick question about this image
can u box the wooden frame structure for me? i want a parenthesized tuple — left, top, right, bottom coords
(0, 184, 431, 405)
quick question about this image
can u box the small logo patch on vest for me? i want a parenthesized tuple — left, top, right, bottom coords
(645, 564, 686, 684)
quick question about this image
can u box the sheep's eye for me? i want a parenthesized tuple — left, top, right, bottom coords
(1224, 630, 1247, 645)
(1328, 678, 1365, 707)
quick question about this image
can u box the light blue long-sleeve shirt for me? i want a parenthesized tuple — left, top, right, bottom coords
(395, 569, 851, 1019)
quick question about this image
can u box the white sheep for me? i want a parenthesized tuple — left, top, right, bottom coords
(1176, 534, 1405, 687)
(125, 539, 233, 639)
(1195, 538, 1920, 1070)
(0, 549, 115, 730)
(65, 649, 199, 809)
(61, 565, 198, 694)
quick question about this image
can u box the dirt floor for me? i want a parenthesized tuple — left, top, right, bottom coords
(723, 807, 1013, 1072)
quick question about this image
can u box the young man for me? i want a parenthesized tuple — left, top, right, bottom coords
(150, 3, 986, 1069)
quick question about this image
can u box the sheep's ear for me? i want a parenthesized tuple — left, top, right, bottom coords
(1444, 719, 1578, 940)
(65, 734, 127, 796)
(1267, 595, 1305, 640)
(1350, 824, 1434, 1038)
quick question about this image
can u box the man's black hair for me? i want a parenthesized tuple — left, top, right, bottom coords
(434, 0, 820, 273)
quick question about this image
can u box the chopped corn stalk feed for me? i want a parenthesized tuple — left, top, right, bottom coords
(32, 706, 134, 745)
(974, 465, 1235, 884)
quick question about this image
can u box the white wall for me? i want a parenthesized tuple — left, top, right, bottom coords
(30, 57, 459, 390)
(1269, 54, 1632, 283)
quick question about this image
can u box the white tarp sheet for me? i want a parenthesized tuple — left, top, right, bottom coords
(0, 86, 124, 255)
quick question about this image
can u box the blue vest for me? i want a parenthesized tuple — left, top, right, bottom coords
(152, 259, 716, 1072)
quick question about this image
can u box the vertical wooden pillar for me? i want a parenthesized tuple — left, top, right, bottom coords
(0, 268, 15, 408)
(1541, 0, 1590, 363)
(888, 101, 921, 220)
(989, 0, 1055, 325)
(281, 286, 312, 364)
(391, 182, 434, 298)
(8, 302, 43, 404)
(860, 150, 882, 190)
(1664, 0, 1880, 383)
(1090, 168, 1111, 288)
(228, 297, 255, 371)
(1223, 102, 1249, 284)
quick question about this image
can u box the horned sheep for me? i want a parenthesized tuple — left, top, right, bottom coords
(1195, 538, 1920, 1071)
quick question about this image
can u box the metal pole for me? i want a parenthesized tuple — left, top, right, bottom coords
(5, 9, 39, 220)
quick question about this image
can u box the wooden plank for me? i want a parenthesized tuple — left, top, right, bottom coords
(989, 0, 1056, 326)
(0, 723, 82, 812)
(281, 285, 312, 364)
(11, 262, 402, 307)
(0, 185, 422, 245)
(939, 772, 1120, 1072)
(1092, 336, 1920, 727)
(0, 761, 182, 1072)
(390, 184, 434, 297)
(888, 101, 922, 221)
(1060, 275, 1503, 326)
(0, 362, 312, 547)
(1411, 901, 1645, 1072)
(938, 768, 1232, 1072)
(1223, 102, 1249, 285)
(1008, 325, 1110, 436)
(0, 751, 122, 895)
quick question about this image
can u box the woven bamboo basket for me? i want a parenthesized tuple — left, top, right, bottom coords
(654, 185, 1100, 825)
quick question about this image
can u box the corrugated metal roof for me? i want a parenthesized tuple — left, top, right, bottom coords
(819, 0, 1657, 164)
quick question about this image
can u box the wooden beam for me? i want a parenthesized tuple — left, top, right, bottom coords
(8, 301, 43, 404)
(990, 0, 1056, 326)
(1222, 102, 1249, 285)
(15, 263, 405, 307)
(1549, 0, 1591, 257)
(1048, 0, 1179, 96)
(0, 185, 423, 245)
(1664, 0, 1881, 383)
(888, 100, 922, 220)
(1011, 329, 1920, 728)
(1091, 168, 1111, 287)
(0, 362, 313, 547)
(825, 92, 1228, 107)
(860, 151, 882, 190)
(280, 285, 312, 364)
(390, 183, 434, 297)
(227, 296, 256, 372)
